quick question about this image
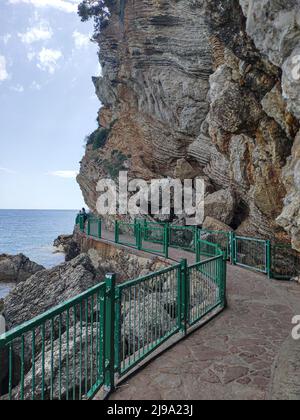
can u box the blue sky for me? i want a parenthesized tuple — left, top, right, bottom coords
(0, 0, 100, 209)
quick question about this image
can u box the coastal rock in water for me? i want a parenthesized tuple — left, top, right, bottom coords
(53, 234, 73, 252)
(53, 235, 80, 262)
(0, 254, 44, 284)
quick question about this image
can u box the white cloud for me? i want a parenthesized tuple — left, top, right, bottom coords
(0, 55, 9, 82)
(49, 170, 78, 179)
(11, 84, 24, 93)
(8, 0, 79, 13)
(30, 81, 42, 90)
(72, 31, 90, 49)
(18, 23, 53, 44)
(0, 166, 17, 174)
(1, 34, 12, 45)
(37, 48, 63, 74)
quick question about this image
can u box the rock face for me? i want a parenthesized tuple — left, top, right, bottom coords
(77, 0, 212, 213)
(53, 234, 80, 262)
(3, 254, 99, 371)
(4, 254, 98, 332)
(77, 1, 300, 248)
(0, 254, 44, 284)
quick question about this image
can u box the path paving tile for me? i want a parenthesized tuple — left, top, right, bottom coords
(109, 264, 300, 400)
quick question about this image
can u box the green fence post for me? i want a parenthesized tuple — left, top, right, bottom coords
(98, 219, 102, 239)
(266, 240, 272, 278)
(104, 273, 116, 393)
(137, 223, 142, 251)
(115, 221, 119, 244)
(196, 233, 201, 262)
(87, 219, 91, 236)
(79, 216, 84, 232)
(221, 252, 227, 308)
(114, 286, 121, 373)
(230, 232, 236, 265)
(164, 224, 169, 259)
(180, 259, 188, 335)
(194, 226, 198, 253)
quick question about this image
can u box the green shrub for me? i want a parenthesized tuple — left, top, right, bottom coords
(102, 150, 129, 179)
(78, 0, 113, 36)
(86, 127, 110, 150)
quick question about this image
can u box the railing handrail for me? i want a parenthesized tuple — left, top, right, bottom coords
(0, 281, 106, 344)
(118, 262, 182, 290)
(188, 254, 224, 270)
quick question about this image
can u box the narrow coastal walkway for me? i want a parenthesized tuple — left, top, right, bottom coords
(108, 264, 300, 400)
(85, 226, 300, 400)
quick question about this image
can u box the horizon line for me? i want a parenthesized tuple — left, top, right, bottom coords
(0, 208, 81, 211)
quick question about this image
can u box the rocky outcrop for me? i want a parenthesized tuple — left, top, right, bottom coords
(3, 254, 99, 371)
(204, 189, 235, 225)
(77, 1, 300, 248)
(4, 254, 98, 332)
(9, 323, 98, 401)
(0, 254, 44, 284)
(77, 0, 212, 216)
(53, 235, 80, 262)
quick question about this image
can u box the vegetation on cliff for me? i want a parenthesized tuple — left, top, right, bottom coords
(78, 0, 113, 36)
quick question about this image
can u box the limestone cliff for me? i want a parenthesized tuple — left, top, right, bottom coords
(77, 0, 300, 247)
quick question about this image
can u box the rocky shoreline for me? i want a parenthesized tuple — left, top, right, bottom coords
(0, 230, 170, 398)
(53, 234, 80, 262)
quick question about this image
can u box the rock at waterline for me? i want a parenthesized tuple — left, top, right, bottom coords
(53, 235, 80, 262)
(0, 254, 44, 284)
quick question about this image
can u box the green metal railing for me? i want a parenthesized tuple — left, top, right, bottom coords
(116, 264, 182, 375)
(0, 216, 227, 400)
(115, 221, 138, 248)
(0, 258, 226, 401)
(199, 230, 231, 260)
(0, 281, 108, 401)
(232, 236, 270, 275)
(188, 255, 226, 327)
(169, 225, 197, 252)
(77, 216, 300, 281)
(271, 242, 300, 280)
(87, 217, 102, 239)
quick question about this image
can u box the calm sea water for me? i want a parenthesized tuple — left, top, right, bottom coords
(0, 210, 78, 298)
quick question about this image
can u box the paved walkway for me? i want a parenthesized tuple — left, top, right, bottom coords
(85, 227, 300, 400)
(109, 264, 300, 400)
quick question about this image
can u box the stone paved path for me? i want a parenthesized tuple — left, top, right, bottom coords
(109, 264, 300, 400)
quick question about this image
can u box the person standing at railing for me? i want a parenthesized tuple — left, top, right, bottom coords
(81, 208, 88, 223)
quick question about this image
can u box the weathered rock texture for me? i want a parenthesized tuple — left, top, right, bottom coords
(4, 254, 98, 332)
(0, 254, 44, 284)
(53, 234, 81, 261)
(78, 0, 300, 248)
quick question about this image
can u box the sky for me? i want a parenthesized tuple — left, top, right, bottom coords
(0, 0, 101, 210)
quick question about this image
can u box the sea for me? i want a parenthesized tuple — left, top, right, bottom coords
(0, 209, 78, 299)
